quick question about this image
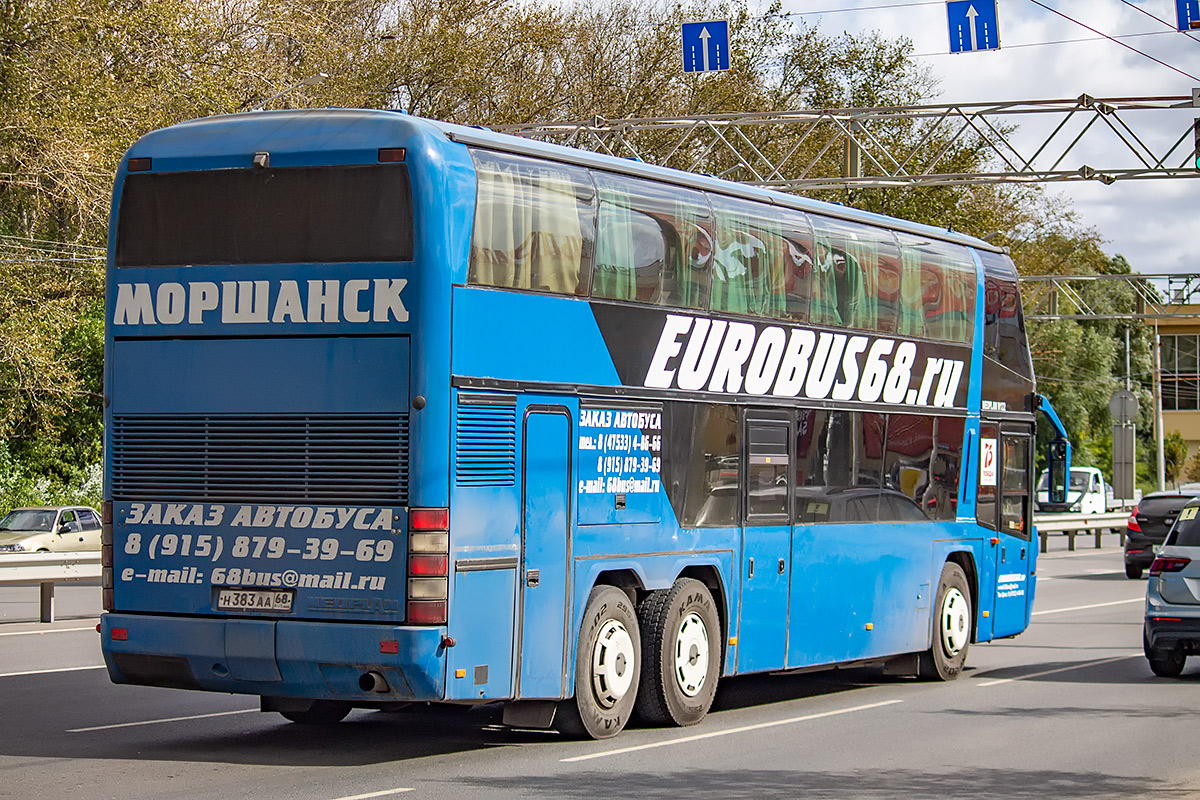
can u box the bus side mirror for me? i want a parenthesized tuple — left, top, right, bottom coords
(1047, 440, 1071, 504)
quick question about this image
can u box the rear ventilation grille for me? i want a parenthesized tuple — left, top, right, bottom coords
(111, 414, 408, 504)
(455, 397, 516, 486)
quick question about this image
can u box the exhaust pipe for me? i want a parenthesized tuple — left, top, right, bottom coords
(359, 671, 390, 694)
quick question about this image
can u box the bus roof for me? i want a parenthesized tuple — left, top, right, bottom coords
(125, 108, 1006, 255)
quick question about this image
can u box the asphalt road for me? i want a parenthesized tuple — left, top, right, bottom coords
(2, 540, 1196, 800)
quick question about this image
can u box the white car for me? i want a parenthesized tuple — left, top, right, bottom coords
(0, 506, 102, 552)
(1035, 467, 1108, 514)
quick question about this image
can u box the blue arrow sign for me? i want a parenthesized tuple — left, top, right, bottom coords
(1177, 0, 1200, 31)
(682, 20, 730, 73)
(947, 0, 1000, 53)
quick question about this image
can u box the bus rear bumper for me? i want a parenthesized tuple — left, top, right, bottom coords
(100, 613, 446, 702)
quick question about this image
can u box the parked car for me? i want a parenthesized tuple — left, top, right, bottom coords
(0, 506, 102, 552)
(1035, 466, 1109, 514)
(1144, 498, 1200, 676)
(1125, 487, 1200, 579)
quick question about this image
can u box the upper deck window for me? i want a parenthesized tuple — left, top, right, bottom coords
(469, 149, 595, 295)
(808, 215, 904, 333)
(894, 233, 977, 344)
(591, 173, 711, 309)
(708, 194, 814, 321)
(978, 250, 1033, 379)
(115, 165, 414, 267)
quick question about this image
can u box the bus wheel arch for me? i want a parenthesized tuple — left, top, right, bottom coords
(592, 568, 644, 609)
(945, 550, 979, 643)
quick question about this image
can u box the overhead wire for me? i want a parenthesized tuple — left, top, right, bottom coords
(1023, 0, 1200, 82)
(775, 0, 1200, 81)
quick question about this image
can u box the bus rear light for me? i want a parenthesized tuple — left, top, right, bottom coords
(406, 600, 447, 625)
(408, 577, 447, 600)
(410, 508, 449, 531)
(101, 544, 113, 569)
(408, 554, 448, 577)
(127, 157, 151, 172)
(102, 589, 114, 611)
(101, 501, 112, 524)
(111, 627, 128, 641)
(1150, 557, 1191, 576)
(378, 147, 406, 163)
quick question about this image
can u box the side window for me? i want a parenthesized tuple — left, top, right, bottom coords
(808, 215, 901, 333)
(746, 421, 790, 521)
(661, 402, 739, 527)
(882, 414, 934, 522)
(591, 172, 711, 309)
(468, 149, 595, 295)
(1001, 435, 1031, 539)
(709, 194, 811, 320)
(78, 510, 100, 530)
(976, 423, 999, 530)
(895, 234, 977, 344)
(795, 410, 881, 523)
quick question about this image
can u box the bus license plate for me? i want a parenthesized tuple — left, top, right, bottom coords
(215, 589, 294, 613)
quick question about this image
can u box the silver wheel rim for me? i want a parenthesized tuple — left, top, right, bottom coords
(591, 618, 635, 708)
(940, 587, 970, 656)
(674, 612, 709, 698)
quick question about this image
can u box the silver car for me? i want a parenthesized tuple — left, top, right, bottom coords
(1144, 498, 1200, 676)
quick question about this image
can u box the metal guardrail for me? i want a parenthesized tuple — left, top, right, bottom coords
(0, 551, 100, 623)
(1034, 511, 1130, 554)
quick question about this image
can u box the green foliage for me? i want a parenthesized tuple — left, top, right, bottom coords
(1165, 430, 1189, 486)
(0, 0, 1155, 505)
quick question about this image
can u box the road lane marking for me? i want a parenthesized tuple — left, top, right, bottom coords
(0, 664, 106, 678)
(0, 626, 97, 637)
(559, 699, 902, 763)
(1032, 598, 1142, 616)
(329, 789, 415, 800)
(976, 653, 1142, 687)
(68, 708, 257, 732)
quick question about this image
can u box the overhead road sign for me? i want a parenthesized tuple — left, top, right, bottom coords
(1177, 0, 1199, 31)
(682, 20, 730, 73)
(947, 0, 1000, 53)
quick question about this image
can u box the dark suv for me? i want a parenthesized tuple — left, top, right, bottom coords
(1125, 488, 1200, 579)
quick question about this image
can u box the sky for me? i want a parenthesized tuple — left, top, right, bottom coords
(768, 0, 1200, 275)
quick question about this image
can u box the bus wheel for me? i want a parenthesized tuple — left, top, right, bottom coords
(555, 585, 640, 740)
(279, 700, 352, 724)
(635, 578, 720, 727)
(920, 563, 971, 681)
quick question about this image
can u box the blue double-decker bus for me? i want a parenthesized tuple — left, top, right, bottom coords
(100, 110, 1062, 738)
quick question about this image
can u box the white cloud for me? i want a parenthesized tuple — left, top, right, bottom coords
(773, 0, 1200, 274)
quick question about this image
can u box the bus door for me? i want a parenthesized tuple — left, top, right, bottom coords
(981, 422, 1034, 638)
(737, 412, 792, 673)
(516, 405, 573, 698)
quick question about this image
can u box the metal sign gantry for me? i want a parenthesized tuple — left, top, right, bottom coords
(1021, 273, 1200, 321)
(498, 93, 1200, 190)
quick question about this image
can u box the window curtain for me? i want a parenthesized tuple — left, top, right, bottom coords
(711, 198, 784, 317)
(468, 152, 590, 295)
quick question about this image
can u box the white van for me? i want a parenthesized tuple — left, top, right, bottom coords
(1035, 466, 1109, 514)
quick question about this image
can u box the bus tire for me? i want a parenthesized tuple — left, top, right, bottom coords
(554, 585, 640, 740)
(920, 562, 971, 681)
(635, 578, 720, 727)
(279, 700, 352, 724)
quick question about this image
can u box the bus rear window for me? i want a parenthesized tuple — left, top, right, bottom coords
(115, 165, 414, 267)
